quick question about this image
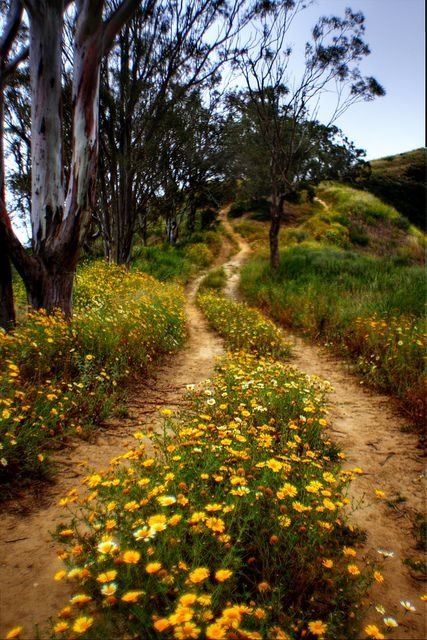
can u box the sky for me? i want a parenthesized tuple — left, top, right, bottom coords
(277, 0, 426, 160)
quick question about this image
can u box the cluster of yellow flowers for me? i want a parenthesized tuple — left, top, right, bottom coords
(197, 292, 291, 358)
(0, 261, 185, 483)
(33, 350, 379, 639)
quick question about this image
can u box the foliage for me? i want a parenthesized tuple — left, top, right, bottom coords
(360, 148, 426, 230)
(0, 262, 186, 485)
(184, 244, 214, 269)
(239, 246, 426, 423)
(45, 350, 373, 640)
(228, 199, 270, 220)
(274, 182, 423, 262)
(131, 230, 222, 284)
(197, 291, 291, 359)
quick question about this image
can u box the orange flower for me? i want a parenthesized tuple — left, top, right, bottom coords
(146, 561, 162, 574)
(122, 550, 141, 564)
(347, 564, 360, 576)
(174, 621, 201, 639)
(153, 618, 170, 632)
(215, 569, 233, 582)
(121, 591, 144, 603)
(206, 623, 226, 639)
(6, 628, 24, 639)
(189, 567, 210, 584)
(96, 570, 117, 583)
(72, 617, 94, 634)
(205, 517, 225, 533)
(364, 624, 385, 639)
(308, 620, 327, 636)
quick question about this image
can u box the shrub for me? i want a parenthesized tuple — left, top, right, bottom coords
(184, 243, 214, 268)
(228, 200, 249, 218)
(198, 268, 227, 293)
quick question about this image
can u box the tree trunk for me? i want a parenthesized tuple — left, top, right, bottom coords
(0, 78, 15, 330)
(269, 193, 285, 272)
(27, 267, 74, 316)
(0, 225, 15, 330)
(186, 196, 197, 233)
(28, 2, 65, 250)
(138, 207, 148, 246)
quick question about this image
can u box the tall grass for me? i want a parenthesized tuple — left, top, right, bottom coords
(131, 231, 223, 283)
(240, 246, 426, 422)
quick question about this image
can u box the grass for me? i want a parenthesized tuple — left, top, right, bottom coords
(130, 229, 224, 284)
(286, 182, 425, 263)
(198, 267, 227, 293)
(197, 291, 291, 358)
(239, 245, 426, 423)
(0, 262, 186, 487)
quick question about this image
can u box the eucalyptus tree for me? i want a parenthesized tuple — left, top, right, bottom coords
(97, 0, 254, 264)
(0, 0, 149, 317)
(0, 0, 27, 329)
(236, 0, 384, 270)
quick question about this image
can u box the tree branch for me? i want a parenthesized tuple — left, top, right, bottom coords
(102, 0, 149, 55)
(0, 0, 23, 57)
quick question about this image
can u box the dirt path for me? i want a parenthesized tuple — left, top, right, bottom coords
(289, 336, 426, 638)
(1, 214, 425, 639)
(0, 218, 242, 639)
(229, 222, 426, 638)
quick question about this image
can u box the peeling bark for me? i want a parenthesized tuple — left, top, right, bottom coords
(28, 1, 64, 250)
(1, 0, 142, 316)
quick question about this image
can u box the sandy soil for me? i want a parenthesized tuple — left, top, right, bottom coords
(289, 335, 426, 639)
(0, 214, 425, 639)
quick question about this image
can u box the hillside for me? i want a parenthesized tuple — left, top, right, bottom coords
(232, 181, 425, 264)
(361, 148, 426, 230)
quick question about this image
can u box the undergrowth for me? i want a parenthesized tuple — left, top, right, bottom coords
(0, 262, 186, 486)
(197, 291, 291, 359)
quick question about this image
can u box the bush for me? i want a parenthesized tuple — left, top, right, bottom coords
(0, 262, 186, 486)
(184, 243, 214, 268)
(198, 268, 227, 293)
(131, 246, 194, 283)
(228, 200, 249, 218)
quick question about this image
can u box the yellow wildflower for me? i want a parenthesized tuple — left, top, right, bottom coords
(72, 617, 94, 634)
(308, 620, 327, 636)
(215, 569, 233, 582)
(189, 567, 210, 584)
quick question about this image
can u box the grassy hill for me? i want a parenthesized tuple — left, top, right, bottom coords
(231, 183, 426, 425)
(360, 148, 426, 230)
(233, 181, 425, 265)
